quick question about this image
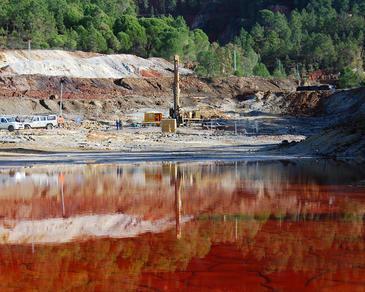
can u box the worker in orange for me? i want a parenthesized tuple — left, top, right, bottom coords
(58, 115, 65, 128)
(58, 172, 65, 185)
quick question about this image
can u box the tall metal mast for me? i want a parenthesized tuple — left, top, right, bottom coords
(173, 55, 181, 125)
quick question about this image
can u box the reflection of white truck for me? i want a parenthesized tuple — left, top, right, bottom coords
(0, 116, 24, 132)
(23, 115, 58, 129)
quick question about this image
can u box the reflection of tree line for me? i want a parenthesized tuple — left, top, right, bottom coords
(0, 217, 363, 290)
(0, 163, 364, 222)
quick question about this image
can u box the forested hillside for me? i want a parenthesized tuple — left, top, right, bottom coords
(0, 0, 365, 84)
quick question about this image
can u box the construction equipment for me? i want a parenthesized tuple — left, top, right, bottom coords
(296, 84, 335, 92)
(168, 55, 207, 126)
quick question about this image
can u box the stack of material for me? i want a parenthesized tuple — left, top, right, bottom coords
(161, 119, 177, 133)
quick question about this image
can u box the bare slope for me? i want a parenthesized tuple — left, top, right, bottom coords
(0, 73, 301, 119)
(0, 50, 192, 78)
(286, 88, 365, 158)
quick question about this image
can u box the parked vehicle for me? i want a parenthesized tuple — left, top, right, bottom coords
(24, 115, 58, 129)
(0, 116, 24, 132)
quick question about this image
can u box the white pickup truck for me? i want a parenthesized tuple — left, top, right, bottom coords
(24, 115, 58, 129)
(0, 116, 24, 132)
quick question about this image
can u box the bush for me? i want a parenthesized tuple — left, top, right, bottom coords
(338, 67, 365, 89)
(253, 63, 270, 77)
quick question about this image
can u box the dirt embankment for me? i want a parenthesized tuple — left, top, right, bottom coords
(0, 49, 332, 119)
(290, 118, 365, 158)
(0, 73, 335, 120)
(285, 88, 365, 159)
(0, 75, 295, 100)
(234, 90, 331, 116)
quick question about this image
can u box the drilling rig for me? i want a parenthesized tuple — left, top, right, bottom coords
(171, 55, 182, 126)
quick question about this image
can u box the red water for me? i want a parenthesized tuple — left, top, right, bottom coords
(0, 160, 364, 291)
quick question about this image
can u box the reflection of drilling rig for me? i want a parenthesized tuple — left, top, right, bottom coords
(171, 55, 182, 126)
(165, 162, 183, 239)
(174, 165, 182, 240)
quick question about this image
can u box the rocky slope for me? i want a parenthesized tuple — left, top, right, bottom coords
(0, 75, 322, 120)
(285, 88, 365, 159)
(0, 65, 305, 120)
(0, 50, 192, 78)
(0, 50, 307, 119)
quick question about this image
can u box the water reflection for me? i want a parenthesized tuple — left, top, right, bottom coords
(0, 160, 364, 290)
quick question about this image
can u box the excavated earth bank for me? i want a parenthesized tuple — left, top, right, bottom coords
(0, 74, 331, 119)
(0, 50, 363, 158)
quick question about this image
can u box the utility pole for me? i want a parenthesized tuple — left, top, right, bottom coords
(60, 79, 65, 117)
(173, 55, 181, 126)
(27, 39, 31, 77)
(27, 39, 31, 60)
(296, 64, 301, 84)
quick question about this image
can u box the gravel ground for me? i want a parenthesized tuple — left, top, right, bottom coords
(0, 125, 305, 153)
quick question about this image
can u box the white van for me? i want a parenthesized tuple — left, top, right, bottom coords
(24, 115, 58, 129)
(0, 116, 24, 132)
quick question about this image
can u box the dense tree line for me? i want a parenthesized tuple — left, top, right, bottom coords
(188, 0, 365, 85)
(0, 0, 209, 64)
(0, 0, 365, 86)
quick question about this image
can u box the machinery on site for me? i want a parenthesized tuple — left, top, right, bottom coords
(296, 84, 336, 92)
(169, 55, 205, 126)
(143, 55, 216, 133)
(171, 55, 182, 126)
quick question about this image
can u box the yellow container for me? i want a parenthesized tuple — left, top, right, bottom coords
(144, 113, 155, 123)
(161, 119, 177, 133)
(144, 112, 163, 123)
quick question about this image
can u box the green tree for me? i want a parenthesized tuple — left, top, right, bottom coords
(273, 59, 287, 78)
(63, 29, 78, 50)
(241, 48, 259, 76)
(78, 25, 108, 52)
(117, 32, 132, 51)
(139, 17, 170, 57)
(338, 67, 365, 88)
(8, 0, 58, 48)
(0, 28, 7, 48)
(114, 15, 146, 53)
(302, 33, 336, 69)
(196, 45, 220, 77)
(253, 63, 271, 77)
(64, 3, 84, 27)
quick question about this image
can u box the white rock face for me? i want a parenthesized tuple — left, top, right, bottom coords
(0, 50, 192, 78)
